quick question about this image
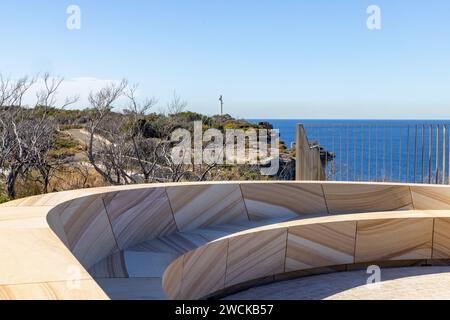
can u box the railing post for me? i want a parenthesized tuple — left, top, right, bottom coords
(346, 125, 349, 181)
(398, 127, 402, 182)
(317, 127, 321, 181)
(448, 124, 450, 185)
(382, 126, 386, 181)
(428, 124, 432, 184)
(361, 125, 364, 181)
(414, 124, 418, 184)
(296, 124, 326, 181)
(390, 126, 394, 181)
(339, 126, 343, 180)
(354, 126, 357, 180)
(443, 124, 447, 185)
(330, 125, 336, 181)
(368, 125, 371, 181)
(295, 124, 299, 180)
(406, 126, 410, 183)
(375, 125, 378, 182)
(436, 125, 440, 184)
(421, 125, 425, 184)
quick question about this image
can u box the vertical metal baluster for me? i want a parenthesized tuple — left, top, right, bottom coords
(398, 127, 402, 182)
(429, 124, 433, 184)
(317, 126, 320, 181)
(390, 126, 393, 181)
(406, 126, 410, 183)
(330, 124, 336, 181)
(317, 126, 321, 180)
(354, 126, 357, 180)
(382, 125, 386, 181)
(443, 124, 447, 185)
(446, 124, 450, 184)
(339, 126, 343, 180)
(375, 125, 378, 182)
(367, 124, 372, 181)
(310, 125, 314, 180)
(361, 125, 364, 181)
(309, 126, 313, 181)
(325, 125, 329, 181)
(421, 125, 425, 184)
(414, 124, 418, 184)
(436, 125, 440, 184)
(310, 126, 314, 180)
(346, 125, 349, 181)
(446, 125, 450, 184)
(303, 125, 314, 180)
(315, 126, 319, 180)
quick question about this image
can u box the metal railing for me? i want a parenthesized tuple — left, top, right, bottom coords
(299, 122, 450, 184)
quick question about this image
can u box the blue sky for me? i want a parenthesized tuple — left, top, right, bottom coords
(0, 0, 450, 119)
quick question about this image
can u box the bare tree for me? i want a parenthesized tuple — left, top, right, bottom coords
(166, 90, 187, 115)
(35, 73, 79, 109)
(86, 79, 130, 185)
(85, 82, 217, 185)
(123, 83, 157, 116)
(0, 74, 77, 198)
(86, 81, 163, 184)
(0, 76, 36, 198)
(123, 85, 164, 183)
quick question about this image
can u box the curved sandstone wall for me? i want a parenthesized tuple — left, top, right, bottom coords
(162, 210, 450, 299)
(1, 181, 450, 299)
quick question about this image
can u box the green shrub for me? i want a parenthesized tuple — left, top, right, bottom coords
(54, 137, 78, 149)
(0, 193, 10, 204)
(59, 124, 84, 131)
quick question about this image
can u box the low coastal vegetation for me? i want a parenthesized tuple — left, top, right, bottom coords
(0, 75, 293, 203)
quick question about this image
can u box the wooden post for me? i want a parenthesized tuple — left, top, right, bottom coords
(295, 124, 325, 181)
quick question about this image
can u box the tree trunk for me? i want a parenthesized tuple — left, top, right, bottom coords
(6, 170, 18, 199)
(43, 175, 50, 194)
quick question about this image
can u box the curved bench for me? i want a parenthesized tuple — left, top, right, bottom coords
(1, 181, 450, 299)
(162, 210, 450, 299)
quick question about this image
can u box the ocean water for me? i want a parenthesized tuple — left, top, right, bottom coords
(249, 119, 450, 184)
